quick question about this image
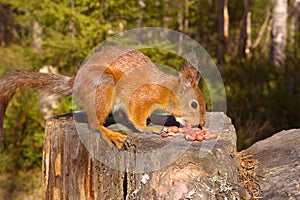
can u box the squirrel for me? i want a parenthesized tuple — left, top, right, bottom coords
(0, 46, 206, 148)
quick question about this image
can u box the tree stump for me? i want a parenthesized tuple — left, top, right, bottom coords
(245, 129, 300, 199)
(42, 112, 248, 199)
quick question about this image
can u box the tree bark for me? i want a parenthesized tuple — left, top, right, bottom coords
(270, 0, 288, 67)
(42, 112, 249, 199)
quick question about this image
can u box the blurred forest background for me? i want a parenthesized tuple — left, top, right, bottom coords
(0, 0, 299, 198)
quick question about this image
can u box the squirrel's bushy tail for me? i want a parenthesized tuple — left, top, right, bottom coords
(0, 71, 74, 148)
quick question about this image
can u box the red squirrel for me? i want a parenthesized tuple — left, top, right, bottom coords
(0, 46, 206, 148)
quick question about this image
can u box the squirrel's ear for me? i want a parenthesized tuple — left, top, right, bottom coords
(179, 61, 201, 87)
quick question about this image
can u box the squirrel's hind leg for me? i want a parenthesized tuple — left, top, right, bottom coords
(127, 85, 164, 134)
(87, 83, 127, 148)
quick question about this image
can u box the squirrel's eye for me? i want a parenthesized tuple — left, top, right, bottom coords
(190, 101, 198, 109)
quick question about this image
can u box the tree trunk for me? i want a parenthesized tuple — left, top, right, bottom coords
(0, 2, 13, 47)
(184, 0, 189, 33)
(178, 2, 184, 55)
(98, 0, 105, 25)
(270, 0, 288, 67)
(223, 0, 229, 46)
(238, 0, 252, 58)
(217, 0, 225, 72)
(289, 0, 300, 52)
(178, 0, 190, 55)
(32, 21, 42, 53)
(42, 112, 249, 199)
(252, 8, 271, 49)
(245, 12, 252, 58)
(70, 0, 76, 42)
(136, 0, 145, 41)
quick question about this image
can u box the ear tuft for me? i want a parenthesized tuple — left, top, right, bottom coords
(179, 61, 201, 87)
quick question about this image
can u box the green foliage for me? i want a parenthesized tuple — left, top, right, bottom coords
(2, 90, 44, 168)
(2, 0, 109, 73)
(141, 48, 184, 71)
(0, 90, 44, 198)
(0, 45, 36, 71)
(225, 55, 300, 149)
